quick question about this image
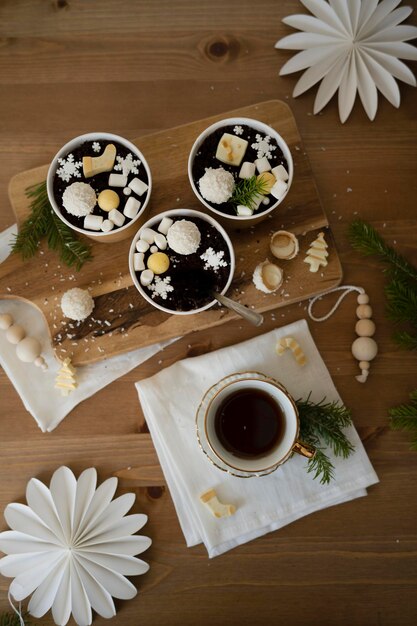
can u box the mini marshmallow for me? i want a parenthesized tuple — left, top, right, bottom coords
(123, 197, 141, 219)
(262, 197, 270, 205)
(157, 217, 173, 235)
(140, 269, 154, 286)
(101, 219, 114, 232)
(255, 157, 271, 174)
(108, 173, 128, 187)
(154, 233, 167, 250)
(136, 239, 150, 253)
(237, 205, 253, 216)
(108, 208, 125, 227)
(239, 161, 256, 179)
(150, 245, 158, 253)
(140, 228, 157, 244)
(134, 252, 145, 271)
(128, 177, 149, 196)
(271, 164, 289, 181)
(270, 179, 288, 200)
(123, 187, 132, 196)
(84, 214, 103, 231)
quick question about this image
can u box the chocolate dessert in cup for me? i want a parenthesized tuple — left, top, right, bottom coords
(188, 117, 293, 228)
(128, 209, 235, 315)
(47, 132, 152, 243)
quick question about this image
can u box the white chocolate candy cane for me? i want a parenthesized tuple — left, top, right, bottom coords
(276, 336, 306, 366)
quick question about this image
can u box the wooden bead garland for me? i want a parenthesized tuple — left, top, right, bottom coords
(308, 285, 378, 383)
(0, 313, 48, 370)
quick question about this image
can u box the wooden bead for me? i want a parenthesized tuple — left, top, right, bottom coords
(357, 294, 369, 304)
(359, 361, 370, 370)
(16, 337, 42, 363)
(0, 314, 13, 330)
(6, 324, 26, 344)
(355, 319, 376, 337)
(356, 304, 373, 319)
(352, 337, 378, 362)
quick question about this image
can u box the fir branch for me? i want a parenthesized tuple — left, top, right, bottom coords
(389, 390, 417, 451)
(296, 395, 354, 484)
(12, 181, 93, 271)
(0, 611, 31, 626)
(349, 220, 417, 283)
(231, 175, 269, 211)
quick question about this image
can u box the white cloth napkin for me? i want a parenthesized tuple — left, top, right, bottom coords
(0, 225, 175, 432)
(136, 320, 379, 557)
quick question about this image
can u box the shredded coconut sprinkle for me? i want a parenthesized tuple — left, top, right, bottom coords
(251, 134, 277, 159)
(200, 247, 227, 272)
(198, 167, 235, 204)
(61, 288, 94, 321)
(148, 276, 174, 300)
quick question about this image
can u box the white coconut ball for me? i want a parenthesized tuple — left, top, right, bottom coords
(61, 287, 94, 321)
(198, 167, 235, 204)
(62, 182, 96, 217)
(167, 220, 201, 255)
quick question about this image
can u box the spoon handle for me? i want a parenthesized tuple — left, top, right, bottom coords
(213, 293, 264, 327)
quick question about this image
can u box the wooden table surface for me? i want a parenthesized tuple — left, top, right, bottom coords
(0, 1, 416, 625)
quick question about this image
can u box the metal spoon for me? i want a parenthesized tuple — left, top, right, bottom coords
(213, 292, 264, 327)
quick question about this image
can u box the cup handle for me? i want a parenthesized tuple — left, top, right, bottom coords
(292, 439, 316, 459)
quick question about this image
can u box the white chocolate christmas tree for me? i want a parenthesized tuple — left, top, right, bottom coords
(304, 232, 328, 273)
(55, 358, 77, 396)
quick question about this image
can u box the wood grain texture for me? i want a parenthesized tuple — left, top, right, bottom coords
(0, 0, 416, 625)
(2, 100, 342, 365)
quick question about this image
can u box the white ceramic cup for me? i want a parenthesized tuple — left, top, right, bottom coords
(128, 208, 235, 316)
(188, 117, 293, 226)
(204, 375, 315, 474)
(46, 132, 152, 243)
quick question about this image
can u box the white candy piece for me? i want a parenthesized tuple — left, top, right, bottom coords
(123, 197, 141, 219)
(123, 187, 132, 196)
(238, 162, 256, 179)
(270, 179, 288, 200)
(101, 219, 114, 233)
(134, 252, 145, 272)
(140, 269, 154, 286)
(128, 177, 149, 196)
(271, 164, 289, 181)
(237, 205, 253, 216)
(84, 214, 103, 231)
(154, 233, 167, 250)
(108, 173, 128, 187)
(16, 337, 41, 363)
(136, 239, 150, 253)
(158, 217, 173, 235)
(215, 133, 248, 167)
(6, 324, 26, 345)
(141, 228, 157, 244)
(150, 245, 158, 253)
(0, 314, 13, 330)
(108, 208, 125, 227)
(262, 197, 270, 205)
(255, 156, 271, 174)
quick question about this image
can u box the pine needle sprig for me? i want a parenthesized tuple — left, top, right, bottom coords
(0, 611, 31, 626)
(12, 181, 93, 271)
(389, 390, 417, 451)
(231, 175, 269, 211)
(296, 395, 354, 484)
(349, 219, 417, 283)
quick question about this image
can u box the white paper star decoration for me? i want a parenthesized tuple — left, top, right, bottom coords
(0, 467, 151, 626)
(275, 0, 417, 122)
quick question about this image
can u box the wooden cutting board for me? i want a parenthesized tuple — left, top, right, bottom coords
(1, 100, 342, 366)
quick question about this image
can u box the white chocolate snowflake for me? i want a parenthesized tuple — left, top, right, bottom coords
(251, 134, 277, 160)
(114, 153, 141, 176)
(200, 247, 227, 272)
(148, 276, 174, 300)
(233, 125, 243, 136)
(92, 141, 101, 153)
(56, 153, 82, 183)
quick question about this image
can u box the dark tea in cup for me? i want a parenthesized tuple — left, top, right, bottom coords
(214, 388, 285, 459)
